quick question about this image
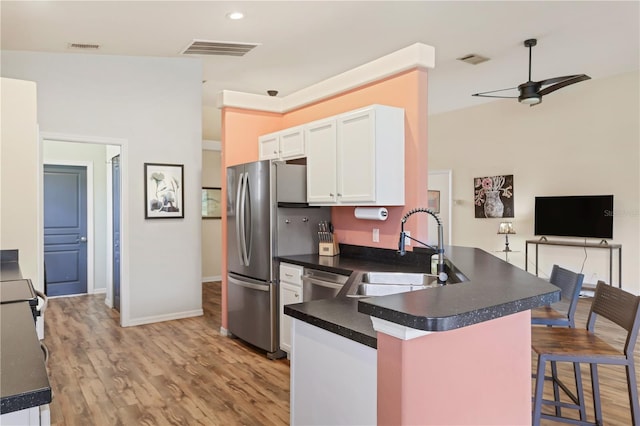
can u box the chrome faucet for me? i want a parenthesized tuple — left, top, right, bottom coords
(398, 207, 449, 285)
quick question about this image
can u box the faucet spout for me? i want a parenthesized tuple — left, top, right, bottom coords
(398, 208, 448, 284)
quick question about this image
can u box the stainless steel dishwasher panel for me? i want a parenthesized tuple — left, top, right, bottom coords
(302, 269, 349, 301)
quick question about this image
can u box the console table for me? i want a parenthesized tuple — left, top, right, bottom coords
(525, 239, 622, 288)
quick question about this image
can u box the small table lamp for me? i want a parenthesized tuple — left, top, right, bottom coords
(497, 222, 516, 252)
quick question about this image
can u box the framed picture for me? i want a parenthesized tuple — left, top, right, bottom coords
(427, 190, 440, 214)
(473, 174, 514, 218)
(202, 187, 221, 219)
(144, 163, 184, 219)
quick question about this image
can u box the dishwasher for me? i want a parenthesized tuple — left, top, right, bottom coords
(301, 268, 349, 301)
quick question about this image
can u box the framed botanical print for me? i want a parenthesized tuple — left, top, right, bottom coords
(144, 163, 184, 219)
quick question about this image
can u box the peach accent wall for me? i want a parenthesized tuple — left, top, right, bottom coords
(220, 69, 429, 328)
(377, 311, 532, 425)
(220, 107, 282, 328)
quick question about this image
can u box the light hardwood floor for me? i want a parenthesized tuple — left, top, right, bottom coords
(44, 282, 289, 425)
(43, 283, 638, 425)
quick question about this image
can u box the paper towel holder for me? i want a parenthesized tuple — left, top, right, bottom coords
(354, 207, 388, 221)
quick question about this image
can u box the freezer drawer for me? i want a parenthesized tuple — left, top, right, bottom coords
(227, 274, 277, 353)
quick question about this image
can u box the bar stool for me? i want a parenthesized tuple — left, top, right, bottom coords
(532, 281, 640, 425)
(531, 265, 586, 420)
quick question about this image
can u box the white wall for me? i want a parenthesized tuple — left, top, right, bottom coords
(429, 71, 639, 294)
(1, 51, 203, 324)
(202, 148, 222, 281)
(0, 77, 41, 290)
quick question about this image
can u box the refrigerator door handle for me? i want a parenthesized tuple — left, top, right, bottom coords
(235, 172, 245, 266)
(243, 171, 252, 265)
(228, 275, 270, 292)
(239, 172, 250, 266)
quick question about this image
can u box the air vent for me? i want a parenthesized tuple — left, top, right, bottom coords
(181, 39, 259, 57)
(68, 43, 100, 50)
(457, 54, 490, 65)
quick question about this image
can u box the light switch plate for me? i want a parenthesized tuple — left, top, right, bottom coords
(372, 228, 380, 243)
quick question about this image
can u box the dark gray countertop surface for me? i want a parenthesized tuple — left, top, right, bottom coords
(281, 244, 559, 342)
(0, 302, 52, 414)
(0, 253, 52, 414)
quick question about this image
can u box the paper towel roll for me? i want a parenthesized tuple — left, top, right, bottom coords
(354, 207, 388, 221)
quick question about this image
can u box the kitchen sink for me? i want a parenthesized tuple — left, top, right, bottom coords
(346, 261, 469, 298)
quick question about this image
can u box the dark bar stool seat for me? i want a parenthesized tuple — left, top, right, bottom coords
(531, 281, 640, 425)
(531, 264, 586, 420)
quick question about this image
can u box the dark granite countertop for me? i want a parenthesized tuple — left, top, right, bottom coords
(284, 298, 377, 349)
(280, 244, 560, 342)
(0, 302, 52, 414)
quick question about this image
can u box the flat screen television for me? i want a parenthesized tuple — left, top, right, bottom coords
(534, 195, 613, 239)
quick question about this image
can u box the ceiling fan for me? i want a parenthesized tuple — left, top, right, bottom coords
(472, 38, 591, 106)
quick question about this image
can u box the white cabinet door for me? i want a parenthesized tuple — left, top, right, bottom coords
(258, 132, 280, 160)
(279, 282, 302, 354)
(259, 126, 305, 161)
(279, 126, 305, 160)
(279, 263, 304, 355)
(337, 108, 376, 203)
(306, 118, 338, 203)
(306, 105, 404, 206)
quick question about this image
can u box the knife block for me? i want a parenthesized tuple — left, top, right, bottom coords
(319, 240, 340, 257)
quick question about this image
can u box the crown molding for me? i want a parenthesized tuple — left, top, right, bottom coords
(216, 42, 435, 113)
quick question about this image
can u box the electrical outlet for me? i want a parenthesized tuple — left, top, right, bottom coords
(372, 228, 380, 243)
(405, 231, 411, 246)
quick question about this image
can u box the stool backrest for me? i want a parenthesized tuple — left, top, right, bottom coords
(588, 281, 640, 357)
(549, 264, 584, 326)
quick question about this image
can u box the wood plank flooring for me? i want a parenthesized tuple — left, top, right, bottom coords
(42, 283, 639, 425)
(43, 282, 289, 425)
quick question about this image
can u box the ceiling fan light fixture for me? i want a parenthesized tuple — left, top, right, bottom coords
(519, 95, 541, 105)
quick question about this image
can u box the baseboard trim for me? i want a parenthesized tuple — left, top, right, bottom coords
(202, 275, 222, 283)
(220, 326, 229, 336)
(124, 309, 204, 327)
(91, 288, 106, 295)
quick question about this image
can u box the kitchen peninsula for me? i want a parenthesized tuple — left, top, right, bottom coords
(282, 244, 560, 425)
(1, 250, 52, 424)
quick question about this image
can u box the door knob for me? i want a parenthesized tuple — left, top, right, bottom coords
(77, 236, 87, 243)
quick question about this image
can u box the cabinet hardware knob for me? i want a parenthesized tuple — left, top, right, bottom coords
(295, 293, 299, 298)
(329, 193, 334, 197)
(337, 193, 342, 197)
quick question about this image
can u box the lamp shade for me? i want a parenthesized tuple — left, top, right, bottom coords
(498, 222, 515, 234)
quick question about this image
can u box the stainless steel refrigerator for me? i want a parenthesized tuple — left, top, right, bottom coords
(226, 160, 329, 358)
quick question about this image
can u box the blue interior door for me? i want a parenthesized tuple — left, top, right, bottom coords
(44, 165, 88, 296)
(112, 155, 121, 311)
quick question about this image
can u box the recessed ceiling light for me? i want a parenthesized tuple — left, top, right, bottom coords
(226, 11, 244, 20)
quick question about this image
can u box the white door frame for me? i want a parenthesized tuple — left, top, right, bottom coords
(40, 132, 130, 326)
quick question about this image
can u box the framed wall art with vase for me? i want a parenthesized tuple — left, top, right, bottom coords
(474, 174, 514, 218)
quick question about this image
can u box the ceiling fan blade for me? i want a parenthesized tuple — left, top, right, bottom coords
(537, 74, 591, 96)
(472, 86, 519, 99)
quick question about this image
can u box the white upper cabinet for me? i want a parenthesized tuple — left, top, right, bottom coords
(305, 118, 338, 203)
(258, 126, 305, 161)
(307, 105, 405, 206)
